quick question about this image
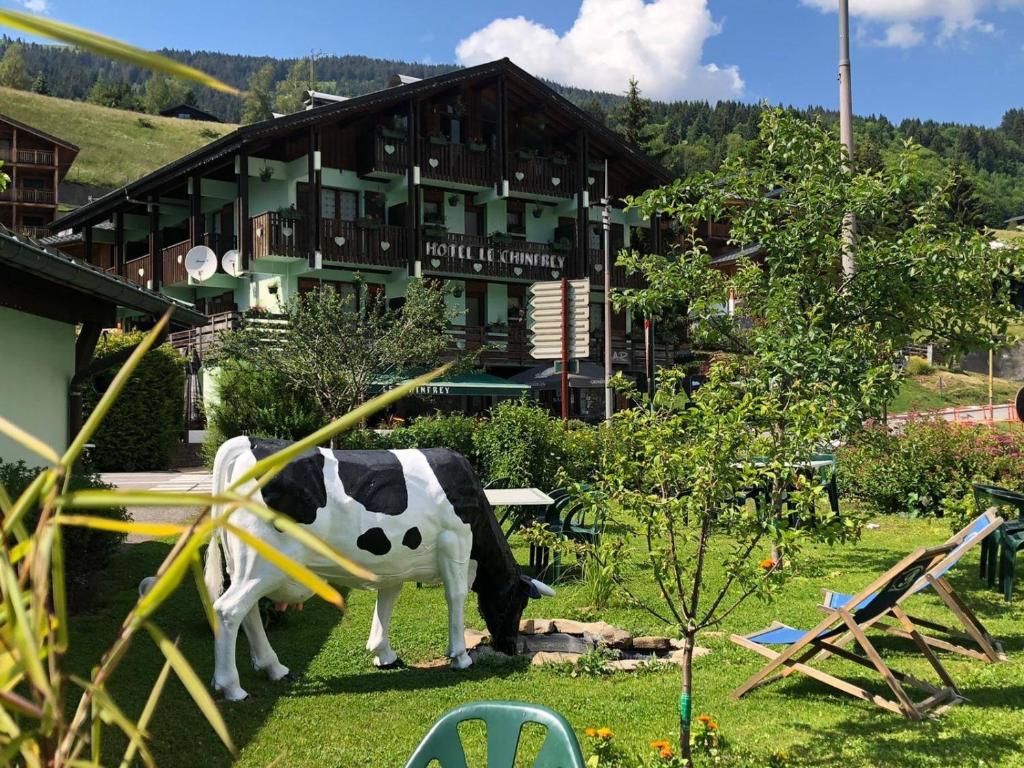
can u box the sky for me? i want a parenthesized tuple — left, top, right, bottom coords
(5, 0, 1024, 126)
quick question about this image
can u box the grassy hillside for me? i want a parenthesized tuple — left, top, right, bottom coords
(0, 87, 237, 189)
(892, 369, 1020, 413)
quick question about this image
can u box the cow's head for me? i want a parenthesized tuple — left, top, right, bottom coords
(479, 574, 555, 655)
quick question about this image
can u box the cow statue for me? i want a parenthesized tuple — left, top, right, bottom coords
(201, 435, 554, 701)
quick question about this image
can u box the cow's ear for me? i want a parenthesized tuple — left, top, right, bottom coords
(519, 574, 555, 599)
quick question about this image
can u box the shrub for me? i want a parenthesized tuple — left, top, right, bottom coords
(839, 419, 1024, 516)
(473, 399, 569, 488)
(906, 355, 934, 376)
(385, 413, 480, 468)
(0, 459, 128, 608)
(84, 332, 185, 471)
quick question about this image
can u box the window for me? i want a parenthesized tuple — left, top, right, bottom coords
(465, 281, 486, 327)
(365, 191, 386, 223)
(423, 188, 445, 225)
(506, 199, 525, 236)
(299, 184, 358, 223)
(298, 279, 385, 313)
(507, 284, 525, 323)
(465, 202, 485, 237)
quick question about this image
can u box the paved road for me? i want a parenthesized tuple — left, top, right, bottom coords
(101, 471, 211, 542)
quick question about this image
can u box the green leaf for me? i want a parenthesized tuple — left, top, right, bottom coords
(0, 415, 60, 466)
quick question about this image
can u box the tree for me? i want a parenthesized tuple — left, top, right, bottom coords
(241, 63, 276, 124)
(581, 97, 607, 126)
(30, 72, 49, 95)
(273, 59, 310, 115)
(0, 41, 31, 90)
(141, 73, 191, 114)
(601, 109, 1024, 761)
(87, 77, 139, 110)
(212, 279, 454, 436)
(616, 77, 651, 148)
(946, 161, 987, 230)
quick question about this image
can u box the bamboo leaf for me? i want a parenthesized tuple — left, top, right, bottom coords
(2, 471, 47, 535)
(190, 553, 218, 637)
(229, 364, 452, 489)
(0, 689, 44, 719)
(0, 10, 239, 94)
(56, 515, 190, 538)
(62, 310, 171, 469)
(0, 415, 59, 466)
(61, 490, 219, 509)
(119, 656, 173, 768)
(144, 623, 235, 755)
(72, 676, 155, 768)
(134, 523, 213, 624)
(221, 522, 344, 608)
(0, 561, 49, 697)
(51, 524, 68, 652)
(0, 484, 11, 517)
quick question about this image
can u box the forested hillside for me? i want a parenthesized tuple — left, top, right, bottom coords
(2, 36, 1023, 224)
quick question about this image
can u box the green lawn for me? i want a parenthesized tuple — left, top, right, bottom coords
(68, 517, 1024, 767)
(891, 370, 1020, 413)
(0, 87, 237, 189)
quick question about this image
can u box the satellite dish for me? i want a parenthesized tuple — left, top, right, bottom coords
(221, 249, 244, 277)
(184, 245, 217, 282)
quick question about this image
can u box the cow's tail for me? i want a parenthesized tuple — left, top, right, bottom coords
(204, 435, 251, 601)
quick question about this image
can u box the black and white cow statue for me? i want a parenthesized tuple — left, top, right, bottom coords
(202, 435, 554, 701)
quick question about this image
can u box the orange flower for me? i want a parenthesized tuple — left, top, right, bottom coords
(759, 558, 776, 571)
(596, 727, 614, 741)
(659, 746, 674, 759)
(650, 739, 671, 751)
(585, 727, 597, 738)
(696, 714, 719, 730)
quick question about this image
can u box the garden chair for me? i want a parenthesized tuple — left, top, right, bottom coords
(731, 543, 963, 720)
(743, 453, 839, 530)
(972, 483, 1024, 602)
(403, 701, 586, 768)
(820, 509, 1005, 662)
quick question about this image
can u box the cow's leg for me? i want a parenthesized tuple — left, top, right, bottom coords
(241, 605, 291, 681)
(366, 583, 404, 669)
(213, 576, 281, 701)
(437, 530, 472, 669)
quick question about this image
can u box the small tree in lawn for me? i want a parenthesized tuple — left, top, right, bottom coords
(593, 108, 1024, 763)
(214, 278, 453, 441)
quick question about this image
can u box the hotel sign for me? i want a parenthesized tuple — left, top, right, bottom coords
(424, 239, 566, 271)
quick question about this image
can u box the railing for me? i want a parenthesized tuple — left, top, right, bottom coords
(251, 211, 304, 260)
(588, 249, 644, 289)
(8, 187, 56, 204)
(161, 239, 192, 284)
(125, 253, 154, 288)
(507, 152, 575, 197)
(359, 132, 410, 176)
(322, 220, 408, 268)
(16, 149, 55, 166)
(420, 138, 495, 186)
(13, 225, 51, 240)
(445, 321, 530, 365)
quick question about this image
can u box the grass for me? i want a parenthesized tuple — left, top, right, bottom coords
(65, 515, 1024, 767)
(891, 369, 1019, 413)
(0, 87, 236, 189)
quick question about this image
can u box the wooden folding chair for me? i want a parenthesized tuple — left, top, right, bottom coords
(820, 510, 1005, 663)
(731, 544, 964, 720)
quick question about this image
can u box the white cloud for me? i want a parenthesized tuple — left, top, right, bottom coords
(454, 0, 743, 102)
(19, 0, 49, 12)
(801, 0, 1024, 47)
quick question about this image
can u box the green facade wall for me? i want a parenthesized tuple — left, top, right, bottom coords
(0, 307, 76, 465)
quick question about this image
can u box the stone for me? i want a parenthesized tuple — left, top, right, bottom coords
(668, 647, 712, 666)
(464, 628, 490, 650)
(551, 619, 592, 635)
(632, 636, 672, 652)
(599, 627, 634, 649)
(607, 659, 647, 672)
(522, 632, 594, 655)
(520, 618, 555, 635)
(471, 646, 515, 664)
(530, 651, 582, 666)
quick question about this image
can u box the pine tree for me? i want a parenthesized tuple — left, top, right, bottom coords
(30, 72, 49, 95)
(947, 161, 986, 230)
(581, 97, 607, 126)
(142, 74, 191, 114)
(241, 63, 276, 124)
(617, 77, 651, 147)
(0, 42, 32, 90)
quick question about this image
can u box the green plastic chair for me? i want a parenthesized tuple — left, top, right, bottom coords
(972, 482, 1024, 601)
(404, 701, 587, 768)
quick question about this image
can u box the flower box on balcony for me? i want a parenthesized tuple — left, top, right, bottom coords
(356, 216, 383, 230)
(424, 225, 448, 238)
(516, 148, 537, 161)
(467, 141, 488, 152)
(428, 134, 449, 146)
(551, 152, 569, 166)
(379, 126, 406, 140)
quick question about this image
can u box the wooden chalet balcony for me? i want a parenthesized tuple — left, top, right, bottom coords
(359, 131, 410, 177)
(125, 253, 155, 288)
(507, 151, 575, 197)
(14, 224, 51, 239)
(446, 321, 530, 366)
(160, 233, 234, 285)
(251, 211, 304, 260)
(322, 219, 408, 268)
(0, 187, 55, 204)
(420, 138, 495, 186)
(422, 231, 569, 281)
(588, 249, 644, 289)
(15, 149, 55, 166)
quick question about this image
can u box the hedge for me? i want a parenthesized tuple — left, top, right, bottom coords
(84, 332, 185, 471)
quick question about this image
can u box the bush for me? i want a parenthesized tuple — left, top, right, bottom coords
(385, 413, 480, 468)
(473, 399, 571, 488)
(838, 420, 1024, 517)
(0, 460, 128, 608)
(84, 332, 185, 471)
(906, 355, 934, 376)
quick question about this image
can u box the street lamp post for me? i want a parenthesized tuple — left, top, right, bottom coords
(839, 0, 856, 278)
(603, 158, 613, 421)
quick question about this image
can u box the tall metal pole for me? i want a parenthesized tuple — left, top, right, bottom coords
(603, 159, 614, 421)
(839, 0, 856, 278)
(561, 276, 571, 428)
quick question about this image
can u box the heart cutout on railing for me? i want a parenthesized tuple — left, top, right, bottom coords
(551, 177, 561, 186)
(256, 226, 264, 238)
(281, 226, 293, 238)
(551, 270, 560, 279)
(384, 144, 396, 155)
(177, 254, 184, 264)
(588, 176, 595, 185)
(428, 158, 440, 168)
(334, 236, 346, 247)
(380, 241, 391, 251)
(473, 263, 483, 272)
(430, 258, 441, 268)
(513, 267, 523, 276)
(594, 262, 603, 272)
(515, 171, 525, 181)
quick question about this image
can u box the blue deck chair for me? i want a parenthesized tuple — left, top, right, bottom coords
(731, 543, 963, 720)
(404, 701, 586, 768)
(820, 510, 1005, 663)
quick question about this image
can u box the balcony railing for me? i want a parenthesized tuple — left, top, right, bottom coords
(251, 211, 304, 260)
(423, 232, 569, 281)
(420, 138, 495, 186)
(588, 249, 644, 289)
(445, 321, 530, 365)
(13, 224, 51, 240)
(125, 253, 155, 288)
(161, 239, 192, 285)
(16, 149, 55, 166)
(4, 187, 56, 204)
(358, 132, 410, 176)
(507, 152, 575, 197)
(322, 219, 408, 268)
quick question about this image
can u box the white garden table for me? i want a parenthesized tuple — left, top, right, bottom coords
(484, 487, 555, 508)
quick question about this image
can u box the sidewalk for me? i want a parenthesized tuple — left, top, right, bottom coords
(101, 470, 212, 542)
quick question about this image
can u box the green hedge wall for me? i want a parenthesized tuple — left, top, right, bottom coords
(84, 332, 185, 471)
